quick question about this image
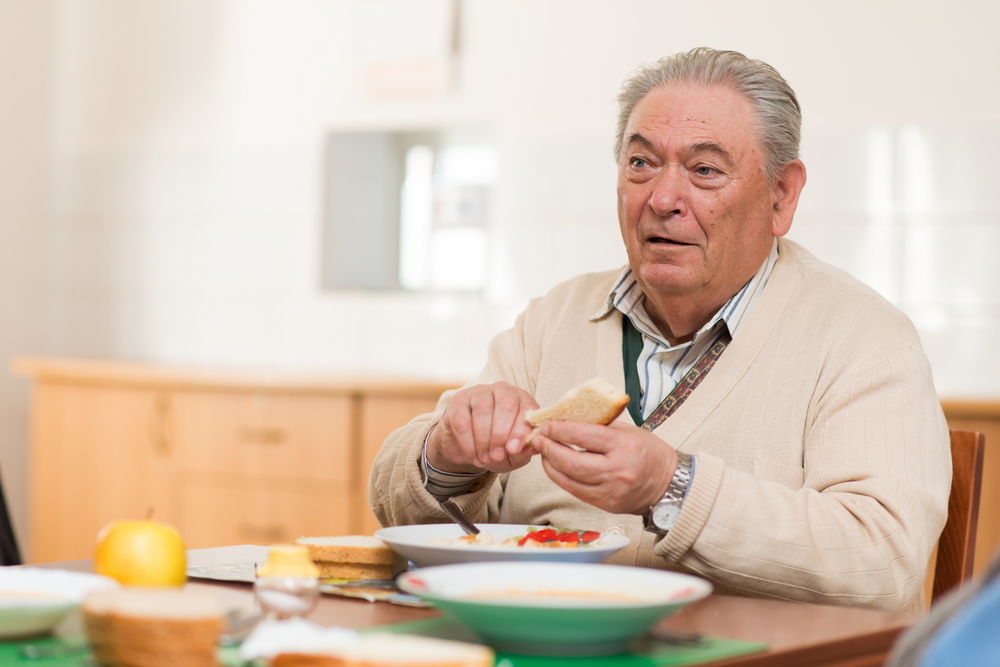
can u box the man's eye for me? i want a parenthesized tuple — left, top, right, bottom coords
(696, 166, 714, 176)
(630, 157, 648, 168)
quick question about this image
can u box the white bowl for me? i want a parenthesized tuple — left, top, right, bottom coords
(397, 561, 712, 656)
(0, 568, 118, 639)
(375, 524, 629, 568)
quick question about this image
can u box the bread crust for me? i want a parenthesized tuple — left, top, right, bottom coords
(295, 537, 395, 565)
(82, 588, 223, 667)
(524, 377, 630, 444)
(315, 562, 394, 580)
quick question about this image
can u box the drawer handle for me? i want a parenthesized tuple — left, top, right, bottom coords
(239, 427, 287, 445)
(148, 395, 173, 457)
(239, 523, 288, 543)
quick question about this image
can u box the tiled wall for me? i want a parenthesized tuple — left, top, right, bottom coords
(3, 0, 1000, 556)
(790, 126, 1000, 397)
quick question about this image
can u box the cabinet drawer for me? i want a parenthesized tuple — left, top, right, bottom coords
(178, 481, 352, 549)
(168, 391, 352, 484)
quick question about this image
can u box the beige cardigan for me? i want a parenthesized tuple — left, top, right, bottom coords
(369, 238, 951, 613)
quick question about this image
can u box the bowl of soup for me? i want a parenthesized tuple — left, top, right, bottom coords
(396, 561, 711, 656)
(0, 568, 117, 639)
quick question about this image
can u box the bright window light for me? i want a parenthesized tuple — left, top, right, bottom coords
(399, 143, 498, 292)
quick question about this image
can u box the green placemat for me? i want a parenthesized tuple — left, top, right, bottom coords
(0, 636, 245, 667)
(2, 619, 765, 667)
(374, 616, 767, 667)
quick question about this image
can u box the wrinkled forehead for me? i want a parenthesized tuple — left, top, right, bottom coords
(623, 82, 762, 156)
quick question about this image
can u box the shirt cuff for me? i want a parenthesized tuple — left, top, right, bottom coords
(420, 427, 486, 501)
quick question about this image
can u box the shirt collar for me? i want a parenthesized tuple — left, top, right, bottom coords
(591, 238, 779, 344)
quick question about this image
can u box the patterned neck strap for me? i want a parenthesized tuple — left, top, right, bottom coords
(622, 315, 731, 432)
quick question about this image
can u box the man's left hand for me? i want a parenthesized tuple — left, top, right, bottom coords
(529, 421, 678, 515)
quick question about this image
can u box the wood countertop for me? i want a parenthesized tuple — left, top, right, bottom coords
(11, 356, 465, 396)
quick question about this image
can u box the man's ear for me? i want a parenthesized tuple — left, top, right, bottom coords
(771, 159, 806, 237)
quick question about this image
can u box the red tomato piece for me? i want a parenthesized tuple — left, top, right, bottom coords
(580, 531, 601, 543)
(556, 531, 581, 542)
(534, 529, 558, 542)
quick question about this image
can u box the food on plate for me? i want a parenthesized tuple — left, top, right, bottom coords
(428, 527, 605, 549)
(462, 589, 651, 604)
(272, 632, 495, 667)
(295, 535, 400, 580)
(82, 587, 223, 667)
(94, 519, 187, 587)
(524, 377, 630, 444)
(257, 544, 321, 578)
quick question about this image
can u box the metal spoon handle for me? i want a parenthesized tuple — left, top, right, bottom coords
(440, 500, 480, 535)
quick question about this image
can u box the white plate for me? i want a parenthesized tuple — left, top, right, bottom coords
(375, 524, 629, 568)
(397, 561, 712, 656)
(0, 568, 118, 639)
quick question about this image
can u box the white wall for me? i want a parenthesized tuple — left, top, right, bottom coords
(0, 0, 52, 560)
(2, 0, 999, 557)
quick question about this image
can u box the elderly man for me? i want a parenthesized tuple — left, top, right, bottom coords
(369, 48, 951, 613)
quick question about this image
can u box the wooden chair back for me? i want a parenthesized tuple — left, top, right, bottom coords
(932, 429, 986, 602)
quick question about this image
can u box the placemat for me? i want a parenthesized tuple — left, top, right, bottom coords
(0, 637, 245, 667)
(375, 616, 768, 667)
(3, 617, 765, 667)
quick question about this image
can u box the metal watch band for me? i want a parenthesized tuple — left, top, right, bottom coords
(643, 451, 693, 535)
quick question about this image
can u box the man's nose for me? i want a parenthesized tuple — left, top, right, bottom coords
(648, 169, 686, 218)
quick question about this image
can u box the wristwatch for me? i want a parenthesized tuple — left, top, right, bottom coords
(643, 451, 693, 536)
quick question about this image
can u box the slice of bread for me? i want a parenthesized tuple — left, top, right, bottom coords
(314, 562, 394, 581)
(524, 377, 630, 444)
(83, 587, 223, 667)
(273, 633, 495, 667)
(295, 536, 395, 566)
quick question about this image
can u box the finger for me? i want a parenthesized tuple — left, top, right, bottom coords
(538, 452, 599, 501)
(467, 390, 497, 466)
(487, 388, 521, 462)
(503, 391, 539, 456)
(505, 445, 537, 469)
(532, 433, 607, 485)
(509, 395, 540, 443)
(441, 402, 476, 462)
(540, 421, 620, 454)
(506, 426, 538, 456)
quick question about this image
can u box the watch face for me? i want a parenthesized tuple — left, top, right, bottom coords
(652, 502, 681, 531)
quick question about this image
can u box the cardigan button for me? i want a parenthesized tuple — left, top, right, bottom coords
(606, 526, 625, 536)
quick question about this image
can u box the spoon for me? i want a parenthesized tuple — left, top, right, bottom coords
(439, 500, 480, 535)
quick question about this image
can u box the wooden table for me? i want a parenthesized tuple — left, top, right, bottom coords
(37, 546, 917, 667)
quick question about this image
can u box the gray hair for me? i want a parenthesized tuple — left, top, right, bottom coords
(615, 47, 801, 181)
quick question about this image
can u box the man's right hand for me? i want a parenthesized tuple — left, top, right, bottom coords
(426, 382, 540, 475)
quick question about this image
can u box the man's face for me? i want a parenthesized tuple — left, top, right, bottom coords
(617, 83, 783, 308)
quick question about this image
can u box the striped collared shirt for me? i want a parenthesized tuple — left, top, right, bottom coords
(590, 239, 779, 420)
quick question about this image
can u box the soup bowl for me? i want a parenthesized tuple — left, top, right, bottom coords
(396, 561, 712, 656)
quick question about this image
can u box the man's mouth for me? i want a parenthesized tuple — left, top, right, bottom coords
(649, 236, 691, 246)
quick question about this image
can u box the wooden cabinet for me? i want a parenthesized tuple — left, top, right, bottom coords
(15, 357, 453, 563)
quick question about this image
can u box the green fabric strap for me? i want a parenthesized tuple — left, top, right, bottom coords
(622, 314, 645, 425)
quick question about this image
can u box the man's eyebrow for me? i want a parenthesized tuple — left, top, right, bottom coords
(624, 134, 734, 164)
(625, 133, 654, 150)
(689, 141, 734, 164)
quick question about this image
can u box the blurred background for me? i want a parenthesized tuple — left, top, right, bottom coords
(2, 0, 999, 560)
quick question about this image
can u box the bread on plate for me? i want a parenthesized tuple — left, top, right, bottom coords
(272, 632, 495, 667)
(294, 536, 400, 580)
(82, 586, 223, 667)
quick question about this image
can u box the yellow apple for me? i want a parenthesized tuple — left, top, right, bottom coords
(94, 520, 187, 586)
